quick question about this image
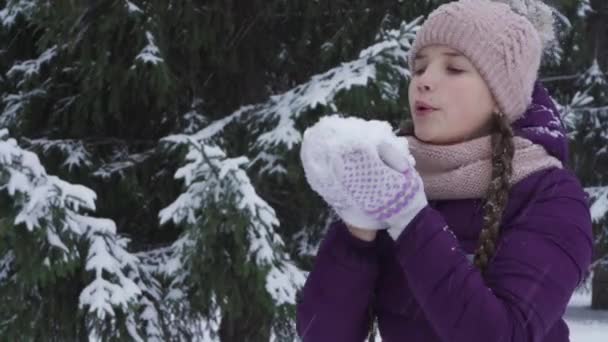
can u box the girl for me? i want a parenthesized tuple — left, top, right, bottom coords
(296, 0, 593, 341)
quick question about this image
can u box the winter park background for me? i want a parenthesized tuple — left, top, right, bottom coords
(0, 0, 607, 341)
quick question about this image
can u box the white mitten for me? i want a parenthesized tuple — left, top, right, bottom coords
(300, 115, 428, 239)
(300, 116, 385, 230)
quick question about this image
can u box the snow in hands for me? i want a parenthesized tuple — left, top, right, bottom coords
(300, 114, 418, 229)
(303, 115, 414, 163)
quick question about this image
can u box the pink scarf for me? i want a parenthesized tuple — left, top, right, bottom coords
(405, 135, 563, 200)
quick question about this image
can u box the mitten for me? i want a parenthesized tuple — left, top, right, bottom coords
(332, 137, 428, 240)
(300, 116, 385, 230)
(300, 115, 428, 239)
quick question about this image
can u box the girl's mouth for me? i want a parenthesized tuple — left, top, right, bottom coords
(414, 100, 438, 116)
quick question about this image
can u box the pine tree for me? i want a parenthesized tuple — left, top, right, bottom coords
(0, 128, 144, 339)
(547, 0, 608, 309)
(0, 0, 431, 340)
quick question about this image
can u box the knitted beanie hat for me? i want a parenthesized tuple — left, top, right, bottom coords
(409, 0, 553, 123)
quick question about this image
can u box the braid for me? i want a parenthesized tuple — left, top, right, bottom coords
(399, 115, 514, 273)
(473, 112, 514, 274)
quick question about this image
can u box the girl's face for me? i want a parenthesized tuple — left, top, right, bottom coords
(408, 45, 498, 144)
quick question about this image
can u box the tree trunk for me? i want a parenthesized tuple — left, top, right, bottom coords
(589, 0, 608, 68)
(592, 265, 608, 309)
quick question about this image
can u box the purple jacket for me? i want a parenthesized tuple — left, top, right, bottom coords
(296, 83, 593, 342)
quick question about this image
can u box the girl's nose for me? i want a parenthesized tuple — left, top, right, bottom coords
(416, 79, 433, 92)
(415, 68, 436, 92)
(417, 83, 432, 92)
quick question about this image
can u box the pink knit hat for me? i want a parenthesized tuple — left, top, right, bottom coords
(408, 0, 543, 123)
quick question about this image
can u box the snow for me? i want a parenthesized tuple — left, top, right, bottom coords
(557, 90, 594, 132)
(253, 45, 384, 151)
(46, 226, 70, 253)
(266, 261, 307, 305)
(585, 186, 608, 222)
(139, 296, 162, 340)
(1, 133, 99, 232)
(302, 114, 415, 169)
(269, 68, 362, 148)
(577, 0, 593, 18)
(7, 45, 57, 85)
(249, 151, 288, 176)
(566, 284, 608, 341)
(1, 89, 46, 128)
(198, 299, 222, 342)
(11, 176, 97, 232)
(181, 99, 208, 134)
(164, 105, 253, 145)
(162, 140, 275, 261)
(583, 59, 606, 86)
(0, 251, 15, 284)
(25, 137, 93, 171)
(125, 0, 143, 14)
(134, 234, 223, 341)
(92, 149, 154, 179)
(135, 31, 164, 65)
(1, 130, 145, 340)
(160, 132, 306, 308)
(0, 0, 36, 28)
(79, 225, 141, 319)
(162, 19, 418, 177)
(250, 19, 416, 173)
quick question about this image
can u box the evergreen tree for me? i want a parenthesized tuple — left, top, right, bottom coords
(0, 0, 430, 340)
(547, 0, 608, 309)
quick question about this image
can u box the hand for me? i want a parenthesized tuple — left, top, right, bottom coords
(300, 115, 428, 238)
(346, 223, 378, 242)
(332, 139, 428, 239)
(300, 119, 386, 230)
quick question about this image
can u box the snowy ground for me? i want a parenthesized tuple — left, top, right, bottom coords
(565, 285, 608, 341)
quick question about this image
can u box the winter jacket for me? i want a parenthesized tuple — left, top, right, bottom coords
(296, 83, 593, 342)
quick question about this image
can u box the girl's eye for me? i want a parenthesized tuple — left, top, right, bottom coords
(447, 67, 464, 74)
(413, 66, 463, 76)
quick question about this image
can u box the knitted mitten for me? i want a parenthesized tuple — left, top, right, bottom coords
(300, 115, 427, 238)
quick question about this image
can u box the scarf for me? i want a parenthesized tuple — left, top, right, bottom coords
(405, 135, 563, 200)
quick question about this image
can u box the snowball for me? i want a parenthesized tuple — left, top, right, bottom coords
(302, 114, 416, 168)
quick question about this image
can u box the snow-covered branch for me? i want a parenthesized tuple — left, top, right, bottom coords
(0, 129, 145, 339)
(92, 148, 155, 179)
(0, 0, 37, 28)
(1, 89, 46, 128)
(251, 19, 419, 153)
(586, 186, 608, 224)
(557, 89, 594, 132)
(6, 45, 57, 86)
(134, 31, 163, 66)
(163, 19, 420, 177)
(24, 137, 93, 172)
(160, 135, 306, 304)
(0, 252, 15, 286)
